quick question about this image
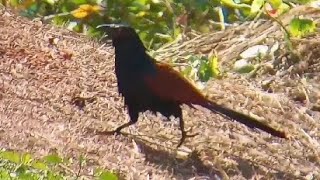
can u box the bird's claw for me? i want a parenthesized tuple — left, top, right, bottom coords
(113, 129, 122, 136)
(177, 132, 199, 148)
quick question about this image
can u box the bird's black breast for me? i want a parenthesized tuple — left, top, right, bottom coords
(114, 46, 156, 107)
(113, 35, 182, 119)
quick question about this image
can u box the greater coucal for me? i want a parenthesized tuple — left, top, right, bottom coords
(97, 24, 286, 147)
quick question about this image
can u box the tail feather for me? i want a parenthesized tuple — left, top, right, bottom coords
(203, 101, 286, 138)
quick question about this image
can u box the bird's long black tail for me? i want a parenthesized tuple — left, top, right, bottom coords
(203, 101, 287, 138)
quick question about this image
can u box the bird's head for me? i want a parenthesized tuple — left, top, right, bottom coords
(97, 23, 149, 62)
(97, 23, 141, 45)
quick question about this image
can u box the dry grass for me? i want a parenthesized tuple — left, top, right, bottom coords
(0, 5, 319, 180)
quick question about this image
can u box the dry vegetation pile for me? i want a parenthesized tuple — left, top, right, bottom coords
(0, 5, 319, 179)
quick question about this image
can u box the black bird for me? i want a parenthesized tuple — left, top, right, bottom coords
(97, 24, 287, 147)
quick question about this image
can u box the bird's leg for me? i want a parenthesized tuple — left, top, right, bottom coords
(113, 106, 139, 135)
(177, 116, 198, 148)
(177, 117, 187, 147)
(113, 121, 135, 135)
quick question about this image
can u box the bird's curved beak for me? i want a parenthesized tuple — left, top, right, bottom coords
(96, 23, 128, 29)
(96, 23, 129, 39)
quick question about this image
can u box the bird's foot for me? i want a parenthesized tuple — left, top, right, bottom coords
(177, 131, 199, 148)
(113, 127, 123, 136)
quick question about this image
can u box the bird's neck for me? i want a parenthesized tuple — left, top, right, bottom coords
(114, 40, 156, 74)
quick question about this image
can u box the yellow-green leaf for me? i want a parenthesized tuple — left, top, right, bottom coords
(31, 161, 49, 170)
(136, 11, 148, 17)
(43, 154, 62, 165)
(21, 153, 32, 165)
(289, 18, 316, 38)
(99, 171, 118, 180)
(0, 151, 20, 164)
(221, 0, 251, 9)
(250, 0, 265, 15)
(208, 55, 221, 78)
(267, 0, 282, 9)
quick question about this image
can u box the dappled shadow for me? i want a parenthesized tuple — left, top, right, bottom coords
(86, 128, 221, 179)
(232, 157, 299, 180)
(128, 137, 299, 180)
(133, 138, 222, 180)
(87, 127, 301, 179)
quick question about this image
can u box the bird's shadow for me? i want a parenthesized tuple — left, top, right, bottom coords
(134, 138, 222, 179)
(132, 139, 298, 180)
(87, 128, 298, 179)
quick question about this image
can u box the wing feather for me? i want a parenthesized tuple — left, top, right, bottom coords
(143, 63, 207, 105)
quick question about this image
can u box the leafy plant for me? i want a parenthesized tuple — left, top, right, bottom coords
(183, 54, 221, 82)
(0, 149, 118, 180)
(0, 0, 316, 83)
(1, 0, 296, 50)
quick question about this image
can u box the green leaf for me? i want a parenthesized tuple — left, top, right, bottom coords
(268, 0, 283, 9)
(0, 169, 10, 179)
(71, 0, 88, 5)
(208, 55, 221, 78)
(17, 171, 35, 180)
(250, 0, 264, 14)
(289, 18, 316, 38)
(21, 153, 32, 165)
(15, 164, 28, 174)
(99, 171, 118, 180)
(198, 60, 211, 82)
(0, 151, 21, 164)
(182, 66, 193, 77)
(134, 0, 149, 5)
(221, 0, 251, 9)
(31, 161, 49, 170)
(43, 154, 62, 165)
(47, 171, 63, 180)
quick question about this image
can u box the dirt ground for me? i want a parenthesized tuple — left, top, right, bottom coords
(0, 5, 319, 180)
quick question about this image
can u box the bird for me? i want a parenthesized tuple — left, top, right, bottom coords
(96, 23, 287, 147)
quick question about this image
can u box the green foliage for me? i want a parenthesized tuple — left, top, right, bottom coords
(250, 0, 265, 15)
(43, 154, 63, 165)
(95, 168, 118, 180)
(289, 18, 316, 38)
(2, 0, 301, 49)
(268, 0, 283, 8)
(0, 149, 118, 180)
(0, 0, 316, 83)
(183, 54, 221, 82)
